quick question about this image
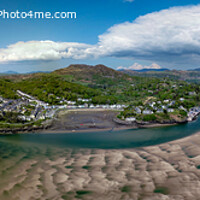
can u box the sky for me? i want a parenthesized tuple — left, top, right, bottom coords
(1, 0, 200, 72)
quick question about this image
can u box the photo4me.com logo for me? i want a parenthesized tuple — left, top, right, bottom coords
(0, 10, 77, 19)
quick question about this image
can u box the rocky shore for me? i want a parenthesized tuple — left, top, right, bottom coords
(113, 116, 187, 129)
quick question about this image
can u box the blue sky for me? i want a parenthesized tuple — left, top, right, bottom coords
(1, 0, 200, 72)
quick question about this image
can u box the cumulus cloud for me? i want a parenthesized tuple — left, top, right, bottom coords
(0, 40, 92, 62)
(117, 63, 162, 70)
(97, 4, 200, 62)
(2, 4, 200, 67)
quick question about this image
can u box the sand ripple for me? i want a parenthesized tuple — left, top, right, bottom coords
(1, 132, 200, 199)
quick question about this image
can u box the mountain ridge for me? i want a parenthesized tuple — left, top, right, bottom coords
(118, 68, 170, 72)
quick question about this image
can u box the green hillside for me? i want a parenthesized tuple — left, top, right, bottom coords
(0, 64, 200, 107)
(122, 69, 200, 83)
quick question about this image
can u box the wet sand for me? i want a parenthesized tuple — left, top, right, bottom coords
(1, 131, 200, 199)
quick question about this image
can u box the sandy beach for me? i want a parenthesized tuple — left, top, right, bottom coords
(0, 129, 200, 200)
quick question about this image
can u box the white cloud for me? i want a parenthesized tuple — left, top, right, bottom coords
(2, 4, 200, 67)
(0, 40, 92, 62)
(117, 63, 162, 70)
(97, 4, 200, 62)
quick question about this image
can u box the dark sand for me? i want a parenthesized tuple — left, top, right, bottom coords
(43, 109, 175, 134)
(48, 109, 135, 132)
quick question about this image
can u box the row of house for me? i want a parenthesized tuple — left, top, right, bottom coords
(0, 90, 129, 123)
(125, 98, 189, 120)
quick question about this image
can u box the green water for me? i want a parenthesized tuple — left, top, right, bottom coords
(0, 117, 200, 150)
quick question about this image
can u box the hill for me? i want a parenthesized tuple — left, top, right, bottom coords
(53, 64, 128, 82)
(0, 64, 200, 124)
(0, 64, 149, 105)
(0, 74, 100, 104)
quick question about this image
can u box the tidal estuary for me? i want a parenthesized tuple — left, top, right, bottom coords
(0, 118, 200, 199)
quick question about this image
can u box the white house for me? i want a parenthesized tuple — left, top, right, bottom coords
(125, 117, 136, 122)
(143, 109, 153, 115)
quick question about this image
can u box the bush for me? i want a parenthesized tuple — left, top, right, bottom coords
(142, 114, 157, 122)
(179, 110, 187, 117)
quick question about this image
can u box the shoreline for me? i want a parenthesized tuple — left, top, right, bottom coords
(0, 123, 178, 135)
(1, 128, 200, 199)
(0, 108, 186, 134)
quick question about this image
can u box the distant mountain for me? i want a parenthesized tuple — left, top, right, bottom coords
(0, 70, 50, 75)
(0, 71, 19, 75)
(120, 68, 200, 83)
(119, 68, 169, 72)
(2, 64, 200, 84)
(25, 71, 51, 74)
(188, 68, 200, 71)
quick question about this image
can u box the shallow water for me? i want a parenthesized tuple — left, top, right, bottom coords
(0, 119, 200, 199)
(0, 117, 200, 149)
